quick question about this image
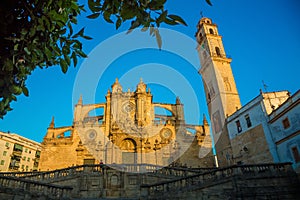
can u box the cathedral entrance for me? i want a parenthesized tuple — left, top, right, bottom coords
(120, 139, 137, 164)
(83, 159, 95, 165)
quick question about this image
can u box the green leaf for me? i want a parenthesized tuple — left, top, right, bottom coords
(72, 27, 85, 38)
(22, 87, 29, 97)
(29, 28, 36, 37)
(116, 18, 122, 30)
(76, 50, 87, 58)
(103, 11, 113, 23)
(206, 0, 213, 6)
(120, 5, 136, 20)
(141, 26, 149, 32)
(68, 22, 73, 36)
(58, 28, 67, 35)
(11, 85, 22, 95)
(82, 35, 93, 40)
(164, 17, 178, 25)
(11, 95, 17, 101)
(24, 47, 31, 55)
(71, 52, 77, 67)
(168, 15, 187, 26)
(149, 25, 155, 36)
(87, 13, 100, 19)
(127, 20, 140, 34)
(64, 54, 71, 66)
(154, 28, 162, 50)
(88, 0, 101, 12)
(45, 47, 52, 59)
(157, 10, 168, 24)
(60, 59, 68, 73)
(14, 44, 19, 51)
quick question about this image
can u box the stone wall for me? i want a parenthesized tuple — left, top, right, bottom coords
(142, 163, 300, 200)
(230, 124, 273, 164)
(1, 163, 299, 199)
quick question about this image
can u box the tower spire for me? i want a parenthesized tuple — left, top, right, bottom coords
(200, 11, 204, 18)
(203, 114, 208, 125)
(176, 96, 182, 105)
(49, 116, 55, 128)
(77, 95, 83, 105)
(196, 17, 241, 136)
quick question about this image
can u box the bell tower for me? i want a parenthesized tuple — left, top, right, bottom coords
(196, 17, 241, 138)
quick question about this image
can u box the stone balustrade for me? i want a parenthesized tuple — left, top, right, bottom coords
(0, 162, 298, 199)
(0, 164, 215, 183)
(141, 162, 295, 198)
(0, 175, 72, 199)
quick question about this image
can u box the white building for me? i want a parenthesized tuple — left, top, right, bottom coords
(269, 90, 300, 172)
(0, 131, 42, 172)
(224, 91, 290, 165)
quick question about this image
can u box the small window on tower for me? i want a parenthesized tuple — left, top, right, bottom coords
(235, 120, 242, 133)
(215, 47, 221, 56)
(282, 117, 290, 129)
(209, 28, 214, 34)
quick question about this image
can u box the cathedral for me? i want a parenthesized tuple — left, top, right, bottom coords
(39, 78, 213, 171)
(39, 17, 300, 172)
(1, 16, 300, 199)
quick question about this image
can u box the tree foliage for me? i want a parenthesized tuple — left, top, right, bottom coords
(0, 0, 211, 119)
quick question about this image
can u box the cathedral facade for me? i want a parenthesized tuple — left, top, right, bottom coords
(39, 79, 213, 171)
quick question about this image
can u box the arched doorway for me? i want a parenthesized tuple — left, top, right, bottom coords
(120, 138, 137, 164)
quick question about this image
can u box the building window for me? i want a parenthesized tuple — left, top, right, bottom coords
(27, 158, 30, 162)
(0, 160, 4, 165)
(36, 151, 41, 158)
(215, 47, 221, 56)
(3, 151, 7, 156)
(25, 148, 28, 153)
(29, 150, 31, 154)
(291, 146, 300, 163)
(245, 114, 252, 128)
(282, 117, 290, 129)
(23, 156, 26, 161)
(129, 177, 137, 185)
(235, 120, 242, 133)
(13, 144, 23, 152)
(209, 28, 214, 34)
(223, 77, 232, 91)
(5, 142, 9, 147)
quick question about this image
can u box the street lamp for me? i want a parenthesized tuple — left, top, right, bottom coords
(153, 139, 161, 166)
(172, 140, 180, 166)
(108, 133, 115, 164)
(136, 122, 145, 166)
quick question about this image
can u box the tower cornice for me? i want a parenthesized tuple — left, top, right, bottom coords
(211, 56, 232, 63)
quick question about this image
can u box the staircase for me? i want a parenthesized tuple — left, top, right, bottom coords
(1, 163, 299, 199)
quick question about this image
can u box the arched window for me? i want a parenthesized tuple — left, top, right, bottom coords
(84, 107, 105, 125)
(209, 28, 214, 34)
(215, 47, 221, 56)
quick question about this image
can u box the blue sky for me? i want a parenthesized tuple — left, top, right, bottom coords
(1, 0, 299, 142)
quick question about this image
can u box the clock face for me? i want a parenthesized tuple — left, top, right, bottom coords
(122, 102, 135, 113)
(86, 129, 97, 140)
(161, 128, 172, 139)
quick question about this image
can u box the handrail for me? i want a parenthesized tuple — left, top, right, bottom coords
(142, 162, 292, 188)
(140, 162, 294, 197)
(0, 175, 72, 199)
